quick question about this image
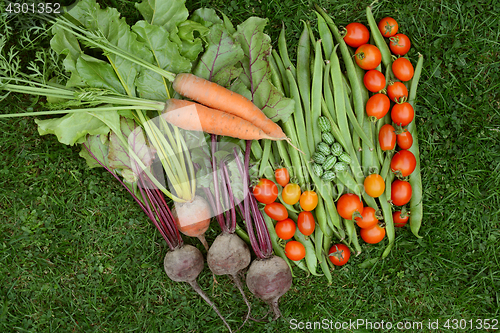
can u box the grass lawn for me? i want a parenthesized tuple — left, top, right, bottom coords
(1, 0, 499, 332)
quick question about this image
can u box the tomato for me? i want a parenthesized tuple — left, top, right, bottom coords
(378, 17, 398, 37)
(378, 124, 396, 151)
(343, 22, 370, 48)
(355, 206, 379, 229)
(391, 102, 414, 126)
(253, 178, 278, 204)
(274, 168, 290, 187)
(366, 93, 390, 119)
(363, 69, 386, 93)
(299, 191, 318, 211)
(328, 244, 350, 266)
(393, 211, 409, 227)
(285, 240, 306, 261)
(264, 202, 288, 221)
(387, 81, 408, 103)
(282, 183, 301, 205)
(297, 211, 315, 236)
(360, 224, 386, 244)
(397, 130, 413, 149)
(336, 193, 363, 220)
(363, 174, 385, 198)
(275, 218, 296, 240)
(354, 44, 382, 70)
(391, 180, 412, 206)
(390, 33, 411, 56)
(392, 57, 414, 82)
(391, 149, 416, 177)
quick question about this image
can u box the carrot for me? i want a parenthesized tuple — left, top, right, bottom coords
(162, 99, 275, 141)
(172, 73, 286, 140)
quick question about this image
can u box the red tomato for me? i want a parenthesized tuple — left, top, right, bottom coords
(253, 179, 278, 204)
(336, 193, 363, 220)
(285, 241, 306, 261)
(274, 168, 290, 187)
(391, 150, 417, 177)
(264, 202, 288, 221)
(282, 183, 301, 205)
(360, 224, 386, 244)
(378, 124, 396, 151)
(397, 130, 413, 149)
(363, 69, 386, 92)
(328, 244, 350, 266)
(391, 102, 414, 126)
(366, 93, 390, 119)
(392, 57, 414, 82)
(297, 211, 316, 236)
(387, 82, 408, 103)
(390, 34, 411, 56)
(363, 174, 385, 198)
(343, 22, 370, 48)
(391, 180, 412, 206)
(354, 44, 382, 70)
(378, 17, 398, 37)
(393, 211, 409, 227)
(299, 191, 318, 211)
(355, 206, 379, 229)
(275, 218, 296, 240)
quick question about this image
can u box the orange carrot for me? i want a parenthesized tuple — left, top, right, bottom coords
(172, 73, 286, 140)
(162, 99, 275, 141)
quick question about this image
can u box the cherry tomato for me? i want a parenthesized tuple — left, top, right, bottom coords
(392, 57, 414, 82)
(264, 202, 288, 221)
(275, 168, 290, 187)
(355, 206, 379, 229)
(391, 102, 414, 126)
(285, 240, 306, 261)
(391, 150, 417, 177)
(336, 193, 363, 220)
(354, 44, 382, 70)
(282, 183, 301, 205)
(253, 178, 278, 204)
(275, 218, 296, 240)
(344, 22, 370, 48)
(328, 244, 350, 266)
(378, 17, 398, 37)
(366, 93, 390, 119)
(299, 191, 318, 211)
(393, 211, 409, 227)
(391, 180, 412, 206)
(397, 130, 413, 149)
(390, 33, 411, 56)
(378, 124, 396, 151)
(363, 69, 386, 92)
(387, 81, 408, 103)
(297, 211, 316, 236)
(360, 224, 386, 244)
(363, 174, 385, 198)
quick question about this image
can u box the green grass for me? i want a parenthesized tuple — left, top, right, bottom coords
(1, 0, 499, 332)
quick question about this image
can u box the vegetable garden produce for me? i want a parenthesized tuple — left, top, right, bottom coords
(379, 124, 397, 151)
(364, 173, 385, 198)
(390, 149, 417, 177)
(328, 244, 351, 266)
(354, 44, 382, 70)
(355, 207, 379, 229)
(253, 178, 279, 204)
(275, 218, 297, 240)
(297, 211, 316, 237)
(389, 33, 411, 55)
(282, 183, 301, 205)
(378, 17, 398, 37)
(343, 22, 370, 48)
(360, 223, 386, 244)
(336, 193, 363, 220)
(391, 179, 413, 206)
(275, 167, 290, 187)
(387, 81, 409, 103)
(366, 93, 390, 120)
(264, 202, 289, 221)
(285, 240, 306, 261)
(396, 129, 413, 149)
(300, 190, 319, 211)
(391, 102, 415, 126)
(363, 69, 386, 92)
(393, 210, 409, 228)
(392, 57, 415, 82)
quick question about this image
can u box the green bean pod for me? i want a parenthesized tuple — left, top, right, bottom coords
(379, 191, 395, 259)
(343, 82, 375, 150)
(315, 194, 333, 238)
(319, 252, 333, 284)
(407, 54, 424, 238)
(269, 53, 285, 94)
(297, 21, 314, 154)
(315, 12, 334, 59)
(315, 225, 324, 263)
(366, 5, 393, 70)
(259, 139, 272, 177)
(294, 227, 321, 276)
(323, 61, 336, 123)
(278, 23, 296, 78)
(292, 259, 310, 274)
(311, 39, 324, 147)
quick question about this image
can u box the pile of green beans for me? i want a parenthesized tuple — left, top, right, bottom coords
(256, 4, 424, 279)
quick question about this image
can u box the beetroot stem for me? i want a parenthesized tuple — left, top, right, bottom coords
(221, 162, 237, 233)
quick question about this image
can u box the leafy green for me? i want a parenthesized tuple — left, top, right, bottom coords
(76, 55, 126, 94)
(232, 17, 294, 123)
(135, 0, 189, 33)
(79, 134, 110, 169)
(35, 112, 109, 146)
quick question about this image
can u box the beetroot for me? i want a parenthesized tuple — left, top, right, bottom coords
(245, 255, 292, 320)
(207, 233, 251, 276)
